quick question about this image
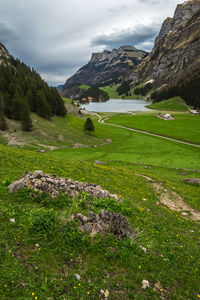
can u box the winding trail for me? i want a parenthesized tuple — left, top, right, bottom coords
(134, 173, 200, 221)
(92, 112, 200, 221)
(93, 113, 200, 148)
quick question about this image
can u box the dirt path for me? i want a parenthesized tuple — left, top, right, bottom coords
(134, 173, 200, 221)
(94, 113, 200, 148)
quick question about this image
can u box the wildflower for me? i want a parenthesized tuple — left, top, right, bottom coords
(35, 297, 38, 300)
(74, 286, 76, 289)
(87, 291, 90, 295)
(78, 283, 81, 286)
(4, 284, 7, 288)
(9, 250, 11, 253)
(32, 292, 35, 296)
(60, 278, 63, 281)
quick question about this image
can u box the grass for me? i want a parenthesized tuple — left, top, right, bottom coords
(107, 112, 200, 144)
(146, 97, 189, 111)
(0, 110, 200, 299)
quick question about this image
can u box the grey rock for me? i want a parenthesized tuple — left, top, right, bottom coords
(9, 218, 15, 223)
(183, 178, 200, 186)
(74, 273, 81, 281)
(142, 280, 150, 289)
(94, 160, 105, 165)
(71, 209, 135, 239)
(8, 179, 25, 193)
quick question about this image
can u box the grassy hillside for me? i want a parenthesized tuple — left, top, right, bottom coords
(146, 97, 188, 111)
(0, 111, 200, 299)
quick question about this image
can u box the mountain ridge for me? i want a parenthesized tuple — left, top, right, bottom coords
(61, 45, 148, 97)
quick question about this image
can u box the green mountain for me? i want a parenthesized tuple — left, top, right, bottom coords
(0, 43, 66, 131)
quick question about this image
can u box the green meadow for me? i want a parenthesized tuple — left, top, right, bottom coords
(0, 108, 200, 299)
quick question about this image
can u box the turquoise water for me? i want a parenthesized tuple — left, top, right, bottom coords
(81, 99, 151, 112)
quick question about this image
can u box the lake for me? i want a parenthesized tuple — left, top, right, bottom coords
(80, 99, 151, 112)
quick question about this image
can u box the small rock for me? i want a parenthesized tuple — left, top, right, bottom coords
(9, 218, 15, 223)
(142, 280, 150, 289)
(140, 246, 147, 254)
(8, 179, 25, 193)
(154, 280, 162, 291)
(94, 160, 104, 165)
(100, 289, 105, 294)
(74, 273, 81, 281)
(35, 244, 40, 247)
(105, 139, 112, 144)
(182, 212, 188, 216)
(104, 290, 109, 297)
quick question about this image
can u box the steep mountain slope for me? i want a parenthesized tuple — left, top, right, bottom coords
(129, 0, 200, 87)
(61, 46, 148, 96)
(0, 42, 66, 131)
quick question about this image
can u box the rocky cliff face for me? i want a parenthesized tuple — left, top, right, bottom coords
(0, 43, 10, 63)
(129, 0, 200, 85)
(61, 46, 147, 96)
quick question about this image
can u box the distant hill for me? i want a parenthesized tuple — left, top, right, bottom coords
(0, 43, 66, 131)
(61, 46, 148, 97)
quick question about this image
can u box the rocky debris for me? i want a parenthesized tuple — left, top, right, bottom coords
(8, 179, 26, 193)
(157, 113, 175, 120)
(73, 143, 89, 149)
(105, 139, 112, 144)
(8, 171, 121, 201)
(36, 149, 46, 153)
(74, 273, 81, 281)
(94, 160, 105, 165)
(142, 280, 150, 289)
(100, 289, 109, 299)
(71, 210, 135, 239)
(190, 109, 199, 115)
(9, 218, 15, 223)
(183, 178, 200, 186)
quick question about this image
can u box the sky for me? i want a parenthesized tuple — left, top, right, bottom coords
(0, 0, 182, 86)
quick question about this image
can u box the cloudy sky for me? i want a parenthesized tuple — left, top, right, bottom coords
(0, 0, 182, 86)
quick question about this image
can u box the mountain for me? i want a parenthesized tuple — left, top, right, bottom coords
(127, 0, 200, 107)
(0, 43, 66, 131)
(61, 46, 148, 96)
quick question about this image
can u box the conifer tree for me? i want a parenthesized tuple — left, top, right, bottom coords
(20, 101, 32, 131)
(0, 110, 7, 130)
(84, 117, 94, 134)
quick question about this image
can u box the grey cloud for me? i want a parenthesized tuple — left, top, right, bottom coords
(0, 22, 18, 43)
(90, 23, 160, 51)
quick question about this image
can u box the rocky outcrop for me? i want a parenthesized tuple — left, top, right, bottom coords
(0, 43, 10, 62)
(61, 46, 148, 96)
(8, 171, 121, 201)
(183, 178, 200, 186)
(129, 0, 200, 85)
(70, 210, 135, 239)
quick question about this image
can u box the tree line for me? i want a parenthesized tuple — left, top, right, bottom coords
(151, 72, 200, 109)
(0, 56, 66, 131)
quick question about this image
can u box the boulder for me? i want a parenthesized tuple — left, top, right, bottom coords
(71, 209, 135, 239)
(8, 179, 25, 193)
(183, 178, 200, 186)
(190, 109, 199, 115)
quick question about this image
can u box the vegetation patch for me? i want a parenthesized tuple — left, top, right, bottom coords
(146, 96, 188, 111)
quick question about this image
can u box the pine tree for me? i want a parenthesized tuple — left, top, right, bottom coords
(0, 110, 7, 130)
(20, 101, 32, 131)
(84, 117, 94, 134)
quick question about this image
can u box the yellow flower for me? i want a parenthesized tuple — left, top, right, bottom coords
(4, 284, 7, 288)
(78, 283, 81, 286)
(32, 292, 35, 296)
(87, 291, 90, 295)
(74, 286, 76, 289)
(35, 297, 38, 300)
(9, 250, 11, 253)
